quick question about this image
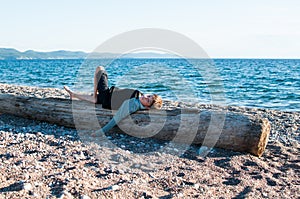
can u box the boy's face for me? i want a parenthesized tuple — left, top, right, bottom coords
(140, 95, 154, 107)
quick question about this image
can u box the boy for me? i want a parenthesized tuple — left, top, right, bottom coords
(64, 66, 162, 133)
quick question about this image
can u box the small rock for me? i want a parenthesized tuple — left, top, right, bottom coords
(198, 146, 211, 156)
(133, 164, 141, 168)
(80, 195, 91, 199)
(194, 183, 200, 189)
(110, 185, 120, 191)
(60, 190, 73, 199)
(262, 192, 268, 198)
(23, 173, 30, 180)
(142, 191, 154, 198)
(154, 152, 162, 157)
(199, 187, 205, 193)
(118, 169, 125, 175)
(23, 183, 33, 191)
(148, 173, 155, 178)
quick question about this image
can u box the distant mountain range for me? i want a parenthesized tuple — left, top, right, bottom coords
(0, 48, 179, 60)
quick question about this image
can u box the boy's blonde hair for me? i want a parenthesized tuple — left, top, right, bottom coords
(151, 94, 163, 109)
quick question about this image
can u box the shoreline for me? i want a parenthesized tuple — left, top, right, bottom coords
(0, 83, 299, 198)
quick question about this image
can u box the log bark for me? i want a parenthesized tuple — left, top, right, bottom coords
(0, 92, 271, 157)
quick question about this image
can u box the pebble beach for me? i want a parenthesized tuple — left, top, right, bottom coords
(0, 83, 299, 198)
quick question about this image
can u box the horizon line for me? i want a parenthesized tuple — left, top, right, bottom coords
(1, 47, 299, 60)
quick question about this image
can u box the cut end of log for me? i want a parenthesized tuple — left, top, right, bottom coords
(251, 118, 271, 157)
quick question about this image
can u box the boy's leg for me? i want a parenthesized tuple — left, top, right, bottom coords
(64, 86, 96, 103)
(63, 66, 108, 104)
(94, 66, 109, 102)
(94, 66, 104, 97)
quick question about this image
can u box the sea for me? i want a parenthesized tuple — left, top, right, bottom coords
(0, 58, 299, 112)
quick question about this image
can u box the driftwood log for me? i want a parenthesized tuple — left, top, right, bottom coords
(0, 92, 270, 157)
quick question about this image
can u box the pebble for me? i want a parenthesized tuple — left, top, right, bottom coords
(23, 183, 33, 191)
(142, 191, 155, 198)
(59, 191, 73, 199)
(110, 185, 120, 191)
(198, 146, 211, 155)
(194, 183, 200, 189)
(80, 195, 91, 199)
(262, 192, 268, 197)
(133, 164, 141, 168)
(118, 169, 125, 175)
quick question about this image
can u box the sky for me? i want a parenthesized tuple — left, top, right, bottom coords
(0, 0, 299, 58)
